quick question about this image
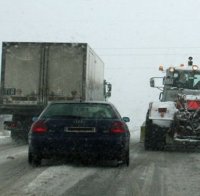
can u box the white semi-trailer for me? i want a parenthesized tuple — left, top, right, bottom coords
(0, 42, 111, 141)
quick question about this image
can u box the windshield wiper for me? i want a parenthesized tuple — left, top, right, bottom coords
(44, 115, 83, 119)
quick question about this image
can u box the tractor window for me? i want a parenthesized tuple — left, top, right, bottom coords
(173, 71, 188, 88)
(172, 71, 200, 89)
(193, 74, 200, 89)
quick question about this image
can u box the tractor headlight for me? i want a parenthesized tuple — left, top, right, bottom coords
(192, 65, 198, 71)
(169, 67, 175, 73)
(159, 65, 164, 71)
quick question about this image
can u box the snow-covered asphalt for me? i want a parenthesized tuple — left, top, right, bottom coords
(0, 129, 200, 196)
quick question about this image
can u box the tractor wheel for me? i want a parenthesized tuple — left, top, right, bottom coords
(144, 116, 154, 150)
(144, 121, 166, 151)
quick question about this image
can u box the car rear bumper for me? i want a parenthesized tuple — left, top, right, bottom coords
(29, 135, 129, 159)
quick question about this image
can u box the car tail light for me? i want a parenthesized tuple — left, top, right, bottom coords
(31, 120, 47, 133)
(111, 121, 126, 133)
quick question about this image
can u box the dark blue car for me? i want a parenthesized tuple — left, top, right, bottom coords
(28, 101, 130, 166)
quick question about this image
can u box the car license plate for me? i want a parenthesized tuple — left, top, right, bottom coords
(64, 127, 96, 132)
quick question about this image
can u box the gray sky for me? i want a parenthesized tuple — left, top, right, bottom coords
(1, 0, 200, 127)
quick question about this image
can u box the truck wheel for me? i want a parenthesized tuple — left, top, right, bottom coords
(11, 131, 18, 142)
(28, 151, 41, 166)
(11, 131, 28, 144)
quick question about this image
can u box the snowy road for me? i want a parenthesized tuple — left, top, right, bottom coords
(0, 130, 200, 196)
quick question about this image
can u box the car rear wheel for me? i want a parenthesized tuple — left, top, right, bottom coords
(116, 149, 129, 167)
(28, 151, 41, 166)
(125, 149, 129, 166)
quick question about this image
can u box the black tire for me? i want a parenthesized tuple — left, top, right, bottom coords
(144, 118, 166, 151)
(116, 148, 130, 167)
(152, 125, 166, 151)
(11, 131, 28, 144)
(144, 110, 153, 150)
(28, 151, 41, 166)
(144, 128, 152, 150)
(124, 149, 130, 166)
(144, 118, 154, 150)
(11, 131, 18, 142)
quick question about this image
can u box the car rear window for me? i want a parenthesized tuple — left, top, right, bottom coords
(41, 103, 118, 119)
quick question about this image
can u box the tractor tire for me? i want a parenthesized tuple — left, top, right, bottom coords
(144, 115, 154, 150)
(144, 120, 166, 151)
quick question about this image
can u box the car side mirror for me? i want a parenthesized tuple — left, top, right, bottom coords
(123, 117, 130, 122)
(32, 117, 38, 122)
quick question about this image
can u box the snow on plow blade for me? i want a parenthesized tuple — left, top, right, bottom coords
(174, 136, 200, 143)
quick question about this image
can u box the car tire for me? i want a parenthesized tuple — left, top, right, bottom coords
(28, 151, 41, 166)
(116, 149, 129, 167)
(124, 149, 129, 166)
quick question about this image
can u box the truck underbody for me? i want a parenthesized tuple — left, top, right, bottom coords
(0, 105, 44, 142)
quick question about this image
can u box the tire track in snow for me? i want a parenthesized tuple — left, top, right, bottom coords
(22, 166, 96, 196)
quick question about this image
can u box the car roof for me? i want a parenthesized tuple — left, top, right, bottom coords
(47, 100, 113, 105)
(46, 101, 118, 112)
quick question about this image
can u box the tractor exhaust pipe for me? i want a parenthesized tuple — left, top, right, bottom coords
(188, 57, 193, 66)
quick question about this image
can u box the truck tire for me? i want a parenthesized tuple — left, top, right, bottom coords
(10, 131, 18, 142)
(11, 131, 28, 144)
